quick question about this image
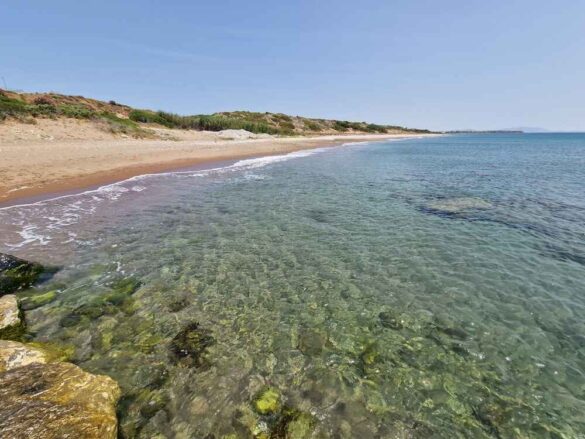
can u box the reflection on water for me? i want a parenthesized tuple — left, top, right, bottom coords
(1, 134, 585, 438)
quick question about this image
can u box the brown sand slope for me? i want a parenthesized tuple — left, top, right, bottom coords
(0, 118, 429, 205)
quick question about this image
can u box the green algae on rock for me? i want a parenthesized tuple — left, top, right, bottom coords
(59, 276, 142, 328)
(297, 329, 327, 356)
(0, 362, 121, 439)
(0, 253, 48, 295)
(169, 322, 214, 368)
(378, 310, 403, 330)
(253, 386, 281, 415)
(20, 290, 58, 310)
(27, 341, 75, 363)
(273, 408, 316, 439)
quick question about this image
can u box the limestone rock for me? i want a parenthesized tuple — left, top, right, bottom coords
(0, 340, 48, 372)
(0, 294, 22, 338)
(0, 362, 121, 438)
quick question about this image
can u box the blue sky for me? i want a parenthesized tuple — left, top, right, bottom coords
(2, 1, 584, 131)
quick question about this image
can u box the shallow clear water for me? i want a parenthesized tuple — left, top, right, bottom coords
(1, 134, 585, 438)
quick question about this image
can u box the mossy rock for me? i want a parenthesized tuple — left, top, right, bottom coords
(297, 329, 326, 356)
(117, 388, 169, 437)
(60, 301, 110, 327)
(59, 277, 141, 328)
(0, 253, 47, 295)
(130, 362, 169, 390)
(360, 342, 381, 367)
(109, 277, 141, 296)
(379, 311, 403, 330)
(0, 320, 26, 341)
(271, 407, 316, 439)
(252, 387, 281, 415)
(20, 290, 58, 310)
(27, 341, 75, 362)
(169, 322, 214, 368)
(167, 296, 190, 312)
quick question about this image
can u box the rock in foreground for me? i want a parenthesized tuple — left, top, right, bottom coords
(0, 362, 121, 439)
(0, 340, 48, 372)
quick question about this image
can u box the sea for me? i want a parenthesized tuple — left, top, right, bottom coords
(1, 133, 584, 438)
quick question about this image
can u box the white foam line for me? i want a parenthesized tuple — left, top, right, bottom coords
(0, 145, 332, 211)
(0, 136, 425, 212)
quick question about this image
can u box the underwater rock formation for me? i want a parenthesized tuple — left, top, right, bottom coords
(425, 197, 492, 214)
(169, 322, 214, 368)
(0, 362, 121, 439)
(240, 387, 317, 439)
(0, 253, 46, 295)
(253, 387, 281, 415)
(379, 310, 403, 330)
(0, 294, 23, 339)
(20, 290, 58, 310)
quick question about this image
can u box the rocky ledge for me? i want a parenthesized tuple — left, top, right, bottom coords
(0, 359, 121, 439)
(0, 253, 122, 439)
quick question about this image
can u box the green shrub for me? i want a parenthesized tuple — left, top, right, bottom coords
(304, 121, 323, 131)
(57, 105, 93, 119)
(1, 91, 433, 134)
(97, 112, 153, 138)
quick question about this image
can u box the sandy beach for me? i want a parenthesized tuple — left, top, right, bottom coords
(0, 118, 428, 205)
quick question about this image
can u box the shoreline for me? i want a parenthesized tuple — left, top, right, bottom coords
(0, 133, 433, 208)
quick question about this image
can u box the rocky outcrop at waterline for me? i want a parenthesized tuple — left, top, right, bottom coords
(0, 252, 52, 295)
(0, 253, 122, 438)
(0, 361, 121, 438)
(0, 340, 48, 372)
(0, 294, 24, 339)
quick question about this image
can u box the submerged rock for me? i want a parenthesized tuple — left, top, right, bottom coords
(0, 294, 24, 339)
(169, 322, 214, 368)
(253, 387, 281, 415)
(273, 408, 316, 439)
(379, 311, 403, 330)
(0, 340, 48, 372)
(297, 329, 326, 356)
(0, 253, 47, 295)
(20, 290, 58, 310)
(426, 197, 492, 214)
(59, 277, 141, 328)
(0, 362, 121, 438)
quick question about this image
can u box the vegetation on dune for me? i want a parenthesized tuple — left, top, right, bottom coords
(0, 91, 153, 138)
(0, 89, 432, 136)
(128, 109, 279, 134)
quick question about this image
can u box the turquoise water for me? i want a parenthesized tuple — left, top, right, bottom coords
(1, 134, 584, 438)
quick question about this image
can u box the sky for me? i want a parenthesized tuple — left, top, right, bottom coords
(2, 1, 584, 131)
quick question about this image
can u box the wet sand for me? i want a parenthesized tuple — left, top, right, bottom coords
(0, 130, 429, 206)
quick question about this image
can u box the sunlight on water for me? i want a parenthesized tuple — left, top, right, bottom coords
(1, 134, 584, 438)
